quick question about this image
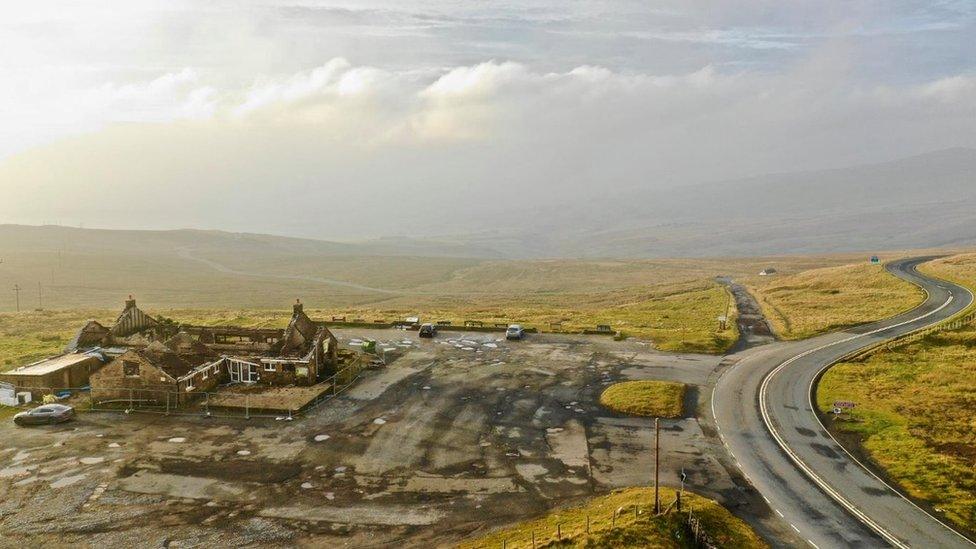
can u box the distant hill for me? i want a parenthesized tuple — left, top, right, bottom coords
(1, 148, 973, 260)
(434, 147, 976, 257)
(0, 225, 501, 259)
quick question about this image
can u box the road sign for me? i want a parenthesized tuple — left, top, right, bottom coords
(833, 408, 843, 415)
(833, 401, 856, 409)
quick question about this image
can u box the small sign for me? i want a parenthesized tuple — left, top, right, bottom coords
(833, 401, 856, 409)
(870, 256, 880, 264)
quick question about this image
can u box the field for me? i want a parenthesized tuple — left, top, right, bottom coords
(461, 487, 766, 549)
(1, 226, 917, 360)
(599, 381, 686, 418)
(817, 253, 976, 533)
(749, 259, 925, 339)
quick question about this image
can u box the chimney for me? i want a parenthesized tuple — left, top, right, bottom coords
(293, 298, 304, 315)
(124, 295, 136, 310)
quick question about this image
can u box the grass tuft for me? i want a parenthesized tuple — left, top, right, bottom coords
(599, 381, 685, 418)
(460, 487, 766, 549)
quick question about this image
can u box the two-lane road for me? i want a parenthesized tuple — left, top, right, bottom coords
(712, 257, 975, 548)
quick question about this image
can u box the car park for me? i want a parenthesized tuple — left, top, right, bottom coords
(13, 403, 76, 426)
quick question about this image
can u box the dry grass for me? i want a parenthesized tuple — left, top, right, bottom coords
(599, 381, 686, 418)
(0, 250, 899, 366)
(750, 261, 925, 339)
(817, 253, 976, 533)
(461, 486, 766, 549)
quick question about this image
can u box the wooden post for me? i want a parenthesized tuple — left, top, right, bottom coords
(654, 419, 663, 512)
(129, 388, 134, 411)
(556, 523, 561, 540)
(611, 510, 616, 529)
(586, 514, 590, 534)
(205, 392, 210, 416)
(531, 531, 535, 548)
(245, 394, 250, 420)
(165, 392, 170, 416)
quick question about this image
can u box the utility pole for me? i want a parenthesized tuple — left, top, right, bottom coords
(654, 418, 661, 512)
(13, 284, 21, 312)
(37, 281, 42, 310)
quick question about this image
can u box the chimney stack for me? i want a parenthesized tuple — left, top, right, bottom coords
(293, 298, 304, 315)
(124, 295, 136, 310)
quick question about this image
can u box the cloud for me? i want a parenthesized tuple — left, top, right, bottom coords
(2, 56, 974, 241)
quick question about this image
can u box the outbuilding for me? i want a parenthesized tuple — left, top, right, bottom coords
(0, 352, 106, 398)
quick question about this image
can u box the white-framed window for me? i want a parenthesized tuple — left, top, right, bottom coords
(202, 370, 208, 380)
(264, 363, 276, 372)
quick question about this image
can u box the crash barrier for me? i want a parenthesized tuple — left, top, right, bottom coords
(844, 308, 976, 363)
(6, 357, 367, 421)
(486, 496, 717, 548)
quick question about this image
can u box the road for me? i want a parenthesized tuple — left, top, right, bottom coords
(711, 257, 975, 548)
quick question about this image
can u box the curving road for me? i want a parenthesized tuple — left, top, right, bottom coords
(711, 257, 975, 548)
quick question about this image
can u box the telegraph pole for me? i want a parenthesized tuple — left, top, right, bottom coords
(13, 284, 21, 312)
(37, 282, 42, 310)
(654, 417, 661, 513)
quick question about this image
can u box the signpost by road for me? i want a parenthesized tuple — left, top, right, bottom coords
(832, 400, 856, 415)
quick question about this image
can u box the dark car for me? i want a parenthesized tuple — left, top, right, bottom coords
(13, 404, 75, 426)
(418, 323, 437, 338)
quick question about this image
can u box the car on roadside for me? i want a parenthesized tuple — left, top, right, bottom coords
(418, 323, 437, 338)
(505, 324, 525, 340)
(13, 403, 76, 426)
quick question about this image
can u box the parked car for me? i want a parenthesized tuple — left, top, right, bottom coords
(13, 404, 75, 426)
(505, 324, 525, 340)
(418, 323, 438, 338)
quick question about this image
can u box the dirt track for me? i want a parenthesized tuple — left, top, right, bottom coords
(0, 330, 747, 548)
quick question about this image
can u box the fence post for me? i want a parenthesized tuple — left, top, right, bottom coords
(129, 388, 133, 411)
(205, 392, 210, 416)
(531, 531, 535, 548)
(556, 523, 561, 540)
(165, 392, 170, 416)
(586, 514, 590, 534)
(245, 394, 250, 420)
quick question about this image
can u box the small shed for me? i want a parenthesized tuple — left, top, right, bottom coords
(0, 353, 105, 397)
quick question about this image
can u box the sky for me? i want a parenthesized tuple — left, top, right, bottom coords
(1, 1, 974, 239)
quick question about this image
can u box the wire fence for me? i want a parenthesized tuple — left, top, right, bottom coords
(11, 356, 367, 420)
(847, 308, 976, 362)
(487, 495, 718, 549)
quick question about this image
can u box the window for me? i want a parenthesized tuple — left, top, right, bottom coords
(123, 360, 140, 377)
(202, 370, 208, 380)
(264, 363, 276, 372)
(282, 363, 296, 373)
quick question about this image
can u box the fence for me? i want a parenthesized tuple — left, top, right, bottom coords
(13, 356, 367, 421)
(487, 495, 717, 549)
(845, 308, 976, 363)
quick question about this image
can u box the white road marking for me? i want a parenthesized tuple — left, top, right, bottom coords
(776, 509, 784, 518)
(758, 262, 976, 549)
(791, 524, 801, 533)
(808, 540, 820, 549)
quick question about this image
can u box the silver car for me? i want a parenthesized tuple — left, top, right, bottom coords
(14, 403, 76, 426)
(505, 324, 525, 340)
